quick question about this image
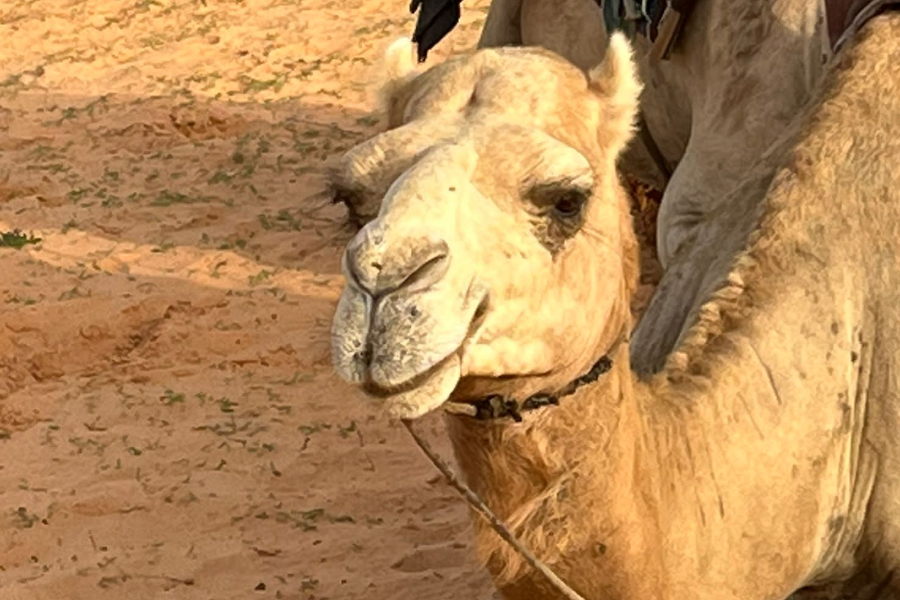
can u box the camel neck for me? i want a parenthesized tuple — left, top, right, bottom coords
(444, 341, 669, 598)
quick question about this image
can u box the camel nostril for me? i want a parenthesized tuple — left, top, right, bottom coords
(466, 292, 490, 338)
(398, 250, 449, 293)
(473, 294, 489, 321)
(345, 234, 450, 297)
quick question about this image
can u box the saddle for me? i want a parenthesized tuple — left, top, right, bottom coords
(825, 0, 900, 53)
(601, 0, 696, 64)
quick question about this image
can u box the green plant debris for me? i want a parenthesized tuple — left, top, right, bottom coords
(300, 576, 319, 591)
(257, 210, 302, 232)
(298, 422, 331, 435)
(151, 190, 204, 206)
(160, 389, 186, 405)
(356, 115, 380, 127)
(239, 73, 288, 94)
(0, 230, 42, 249)
(248, 269, 274, 286)
(338, 420, 358, 439)
(13, 507, 41, 529)
(217, 397, 237, 413)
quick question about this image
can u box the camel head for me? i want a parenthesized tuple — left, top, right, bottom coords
(331, 35, 643, 419)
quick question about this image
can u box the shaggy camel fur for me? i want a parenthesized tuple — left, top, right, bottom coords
(330, 15, 900, 600)
(476, 0, 830, 269)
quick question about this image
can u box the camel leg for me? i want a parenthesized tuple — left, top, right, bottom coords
(520, 0, 606, 71)
(654, 137, 724, 268)
(630, 137, 779, 372)
(655, 109, 794, 268)
(477, 0, 524, 48)
(479, 0, 607, 71)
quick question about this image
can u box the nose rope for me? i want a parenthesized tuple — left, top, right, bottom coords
(400, 335, 627, 600)
(401, 419, 590, 600)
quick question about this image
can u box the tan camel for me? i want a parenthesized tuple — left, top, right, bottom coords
(330, 12, 900, 600)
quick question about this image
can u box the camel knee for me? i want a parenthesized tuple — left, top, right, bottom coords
(657, 218, 694, 269)
(655, 186, 706, 269)
(520, 0, 606, 71)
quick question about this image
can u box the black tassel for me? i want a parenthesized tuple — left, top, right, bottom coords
(410, 0, 463, 62)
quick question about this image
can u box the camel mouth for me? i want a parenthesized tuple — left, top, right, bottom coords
(356, 291, 491, 419)
(364, 294, 488, 393)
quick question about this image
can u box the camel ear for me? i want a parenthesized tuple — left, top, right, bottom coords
(374, 38, 420, 117)
(587, 33, 643, 155)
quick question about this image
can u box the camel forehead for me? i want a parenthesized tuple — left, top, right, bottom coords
(466, 125, 594, 187)
(332, 48, 598, 208)
(338, 122, 593, 210)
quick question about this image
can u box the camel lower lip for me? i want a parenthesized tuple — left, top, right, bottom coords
(362, 353, 460, 398)
(361, 353, 463, 420)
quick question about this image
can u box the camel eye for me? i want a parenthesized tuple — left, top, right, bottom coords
(552, 191, 586, 219)
(525, 178, 592, 252)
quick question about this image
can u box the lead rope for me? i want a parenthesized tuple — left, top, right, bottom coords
(401, 419, 589, 600)
(637, 112, 672, 186)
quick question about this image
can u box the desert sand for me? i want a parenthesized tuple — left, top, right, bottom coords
(0, 2, 659, 599)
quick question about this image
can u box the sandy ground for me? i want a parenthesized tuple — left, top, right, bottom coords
(0, 2, 659, 599)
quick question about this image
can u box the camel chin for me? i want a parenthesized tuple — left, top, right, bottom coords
(373, 354, 461, 420)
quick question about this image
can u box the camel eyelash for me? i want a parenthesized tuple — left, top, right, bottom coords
(526, 180, 592, 217)
(526, 176, 593, 204)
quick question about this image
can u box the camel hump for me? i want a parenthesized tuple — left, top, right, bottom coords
(827, 0, 900, 52)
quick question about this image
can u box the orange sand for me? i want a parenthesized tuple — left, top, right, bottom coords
(0, 2, 660, 599)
